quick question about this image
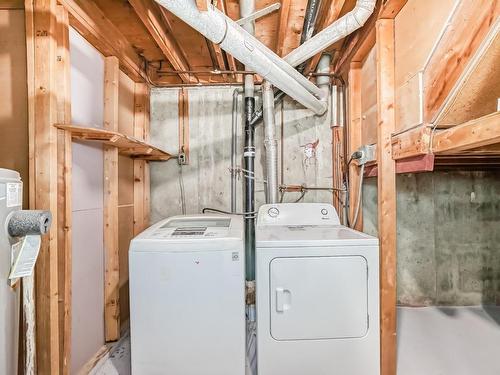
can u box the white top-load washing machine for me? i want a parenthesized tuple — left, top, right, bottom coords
(129, 214, 246, 375)
(256, 203, 380, 375)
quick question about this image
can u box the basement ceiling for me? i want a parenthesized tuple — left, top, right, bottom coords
(91, 0, 357, 85)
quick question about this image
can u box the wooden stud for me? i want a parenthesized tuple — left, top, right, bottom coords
(55, 5, 72, 374)
(178, 88, 190, 164)
(58, 0, 147, 82)
(376, 19, 397, 375)
(276, 0, 291, 56)
(103, 56, 120, 342)
(25, 0, 60, 373)
(133, 82, 149, 235)
(347, 64, 363, 231)
(128, 0, 194, 83)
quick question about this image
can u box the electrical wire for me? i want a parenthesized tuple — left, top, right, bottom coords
(178, 163, 186, 215)
(349, 163, 365, 229)
(202, 207, 257, 219)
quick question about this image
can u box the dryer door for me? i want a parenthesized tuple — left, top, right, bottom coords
(270, 255, 368, 340)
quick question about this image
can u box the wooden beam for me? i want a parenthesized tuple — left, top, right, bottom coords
(391, 126, 431, 160)
(0, 0, 24, 9)
(334, 1, 381, 75)
(195, 0, 208, 11)
(376, 18, 397, 375)
(55, 5, 72, 374)
(178, 88, 190, 164)
(276, 0, 291, 56)
(379, 0, 408, 19)
(103, 56, 120, 342)
(347, 63, 363, 231)
(133, 82, 149, 235)
(25, 0, 60, 373)
(128, 0, 194, 83)
(58, 0, 147, 82)
(423, 0, 499, 123)
(432, 112, 500, 154)
(303, 0, 346, 75)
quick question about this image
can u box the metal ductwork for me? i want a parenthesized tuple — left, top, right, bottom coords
(155, 0, 327, 115)
(262, 81, 279, 204)
(284, 0, 376, 67)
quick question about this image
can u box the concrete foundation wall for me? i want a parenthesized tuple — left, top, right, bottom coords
(150, 86, 333, 223)
(363, 171, 500, 306)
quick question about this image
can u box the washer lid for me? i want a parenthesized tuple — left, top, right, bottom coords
(130, 214, 244, 252)
(256, 224, 378, 248)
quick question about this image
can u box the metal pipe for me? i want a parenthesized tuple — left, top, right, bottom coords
(297, 0, 322, 73)
(231, 89, 241, 213)
(284, 0, 376, 67)
(155, 0, 327, 114)
(262, 81, 279, 204)
(316, 54, 331, 99)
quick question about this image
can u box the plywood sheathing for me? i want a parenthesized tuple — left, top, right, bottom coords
(436, 24, 500, 128)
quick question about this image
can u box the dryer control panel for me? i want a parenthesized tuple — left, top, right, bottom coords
(257, 203, 340, 227)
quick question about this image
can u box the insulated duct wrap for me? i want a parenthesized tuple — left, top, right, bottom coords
(8, 210, 52, 238)
(285, 0, 376, 67)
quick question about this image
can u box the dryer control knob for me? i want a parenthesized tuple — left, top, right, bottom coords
(268, 207, 280, 218)
(321, 208, 328, 215)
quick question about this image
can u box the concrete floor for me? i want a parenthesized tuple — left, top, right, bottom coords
(92, 306, 500, 375)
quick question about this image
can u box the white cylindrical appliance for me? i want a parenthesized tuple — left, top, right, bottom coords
(0, 168, 22, 375)
(129, 214, 246, 375)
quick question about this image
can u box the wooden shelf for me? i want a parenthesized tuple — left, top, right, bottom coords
(55, 124, 173, 161)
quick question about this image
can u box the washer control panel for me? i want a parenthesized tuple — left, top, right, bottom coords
(257, 203, 340, 226)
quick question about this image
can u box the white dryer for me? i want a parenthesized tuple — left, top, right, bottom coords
(256, 203, 380, 375)
(129, 214, 246, 375)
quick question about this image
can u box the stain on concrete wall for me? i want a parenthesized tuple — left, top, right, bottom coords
(363, 171, 500, 306)
(149, 86, 333, 223)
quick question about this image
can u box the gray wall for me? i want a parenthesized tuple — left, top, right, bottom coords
(70, 27, 105, 373)
(363, 171, 500, 306)
(150, 86, 333, 222)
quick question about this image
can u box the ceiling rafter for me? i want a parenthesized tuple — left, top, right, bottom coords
(276, 0, 292, 56)
(129, 0, 195, 83)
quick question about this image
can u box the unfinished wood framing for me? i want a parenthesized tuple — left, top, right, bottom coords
(133, 83, 150, 235)
(25, 0, 61, 373)
(58, 0, 147, 82)
(103, 56, 120, 342)
(178, 88, 190, 164)
(347, 63, 363, 231)
(376, 19, 397, 375)
(128, 0, 192, 83)
(276, 0, 292, 57)
(55, 4, 72, 374)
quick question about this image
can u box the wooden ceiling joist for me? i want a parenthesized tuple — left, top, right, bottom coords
(432, 112, 500, 155)
(276, 0, 292, 56)
(195, 0, 209, 11)
(129, 0, 194, 83)
(58, 0, 147, 82)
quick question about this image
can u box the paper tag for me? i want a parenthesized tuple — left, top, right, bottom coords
(9, 235, 41, 280)
(6, 183, 22, 207)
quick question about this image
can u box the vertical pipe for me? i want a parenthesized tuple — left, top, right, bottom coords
(262, 81, 278, 204)
(316, 54, 331, 97)
(231, 89, 239, 213)
(241, 0, 256, 282)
